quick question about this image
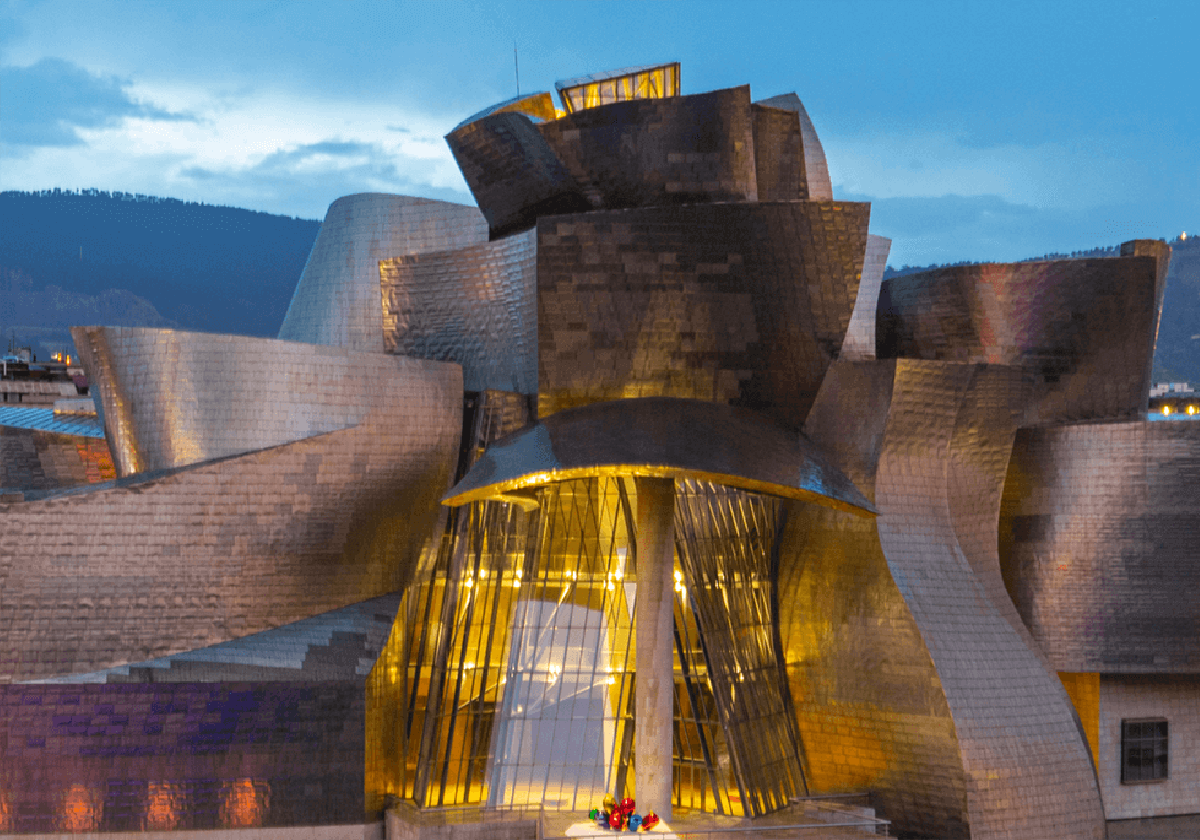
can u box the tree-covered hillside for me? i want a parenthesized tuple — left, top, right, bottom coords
(0, 189, 320, 356)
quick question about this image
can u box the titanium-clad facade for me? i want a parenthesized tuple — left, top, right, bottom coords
(1, 57, 1193, 838)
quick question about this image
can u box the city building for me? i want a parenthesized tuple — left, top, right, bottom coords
(0, 63, 1191, 839)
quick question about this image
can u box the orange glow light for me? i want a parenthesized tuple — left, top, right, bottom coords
(144, 782, 182, 831)
(59, 783, 101, 832)
(220, 778, 268, 828)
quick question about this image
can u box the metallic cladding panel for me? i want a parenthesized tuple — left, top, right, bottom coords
(0, 681, 366, 832)
(0, 354, 462, 683)
(877, 243, 1172, 424)
(380, 229, 538, 394)
(446, 112, 591, 239)
(872, 360, 1103, 839)
(538, 86, 759, 210)
(535, 201, 870, 430)
(1000, 420, 1200, 673)
(753, 93, 832, 201)
(841, 234, 891, 361)
(750, 104, 808, 201)
(0, 426, 115, 491)
(787, 357, 1104, 838)
(443, 397, 873, 515)
(277, 193, 488, 352)
(73, 326, 443, 477)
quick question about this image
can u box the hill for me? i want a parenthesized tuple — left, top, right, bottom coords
(0, 189, 320, 357)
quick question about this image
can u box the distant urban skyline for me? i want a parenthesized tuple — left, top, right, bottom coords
(1, 0, 1195, 267)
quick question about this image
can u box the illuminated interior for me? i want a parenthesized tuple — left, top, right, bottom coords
(555, 63, 681, 114)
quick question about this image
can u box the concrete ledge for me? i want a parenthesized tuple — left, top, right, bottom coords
(0, 824, 383, 840)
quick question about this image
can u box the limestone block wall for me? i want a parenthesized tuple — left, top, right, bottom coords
(1099, 675, 1200, 819)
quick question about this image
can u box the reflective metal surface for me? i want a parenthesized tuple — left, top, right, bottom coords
(380, 229, 538, 393)
(443, 397, 874, 516)
(752, 94, 833, 201)
(75, 326, 450, 476)
(0, 352, 461, 682)
(877, 240, 1173, 424)
(840, 234, 891, 361)
(535, 202, 870, 429)
(1000, 420, 1200, 673)
(446, 113, 590, 238)
(278, 192, 487, 352)
(786, 357, 1105, 839)
(0, 425, 113, 492)
(538, 86, 757, 211)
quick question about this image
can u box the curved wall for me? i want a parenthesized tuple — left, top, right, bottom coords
(877, 241, 1172, 424)
(445, 112, 589, 238)
(74, 326, 441, 476)
(1000, 420, 1200, 673)
(277, 193, 488, 352)
(380, 228, 538, 393)
(784, 358, 1105, 839)
(753, 93, 832, 200)
(537, 86, 758, 210)
(0, 353, 462, 683)
(840, 233, 891, 361)
(535, 201, 869, 429)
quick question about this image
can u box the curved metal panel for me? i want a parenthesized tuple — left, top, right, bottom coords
(1000, 420, 1200, 673)
(751, 104, 808, 201)
(443, 397, 873, 515)
(73, 326, 447, 476)
(0, 354, 462, 683)
(538, 86, 758, 210)
(841, 233, 891, 361)
(872, 360, 1103, 839)
(785, 358, 1104, 838)
(380, 229, 538, 393)
(877, 240, 1172, 424)
(446, 111, 590, 238)
(753, 93, 832, 201)
(535, 201, 870, 429)
(277, 193, 487, 352)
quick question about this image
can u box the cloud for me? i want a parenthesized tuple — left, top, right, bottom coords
(0, 58, 195, 148)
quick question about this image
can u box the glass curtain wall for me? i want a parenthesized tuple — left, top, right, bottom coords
(674, 480, 807, 816)
(369, 460, 805, 817)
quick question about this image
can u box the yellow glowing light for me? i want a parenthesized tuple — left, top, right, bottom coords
(1162, 405, 1172, 415)
(1189, 405, 1198, 416)
(479, 569, 487, 578)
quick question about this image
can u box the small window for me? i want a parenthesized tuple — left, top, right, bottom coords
(1122, 719, 1168, 783)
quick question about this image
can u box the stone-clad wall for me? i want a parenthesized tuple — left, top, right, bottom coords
(0, 682, 365, 833)
(0, 354, 461, 683)
(380, 229, 538, 394)
(535, 201, 869, 429)
(277, 193, 487, 352)
(1000, 421, 1200, 673)
(1099, 675, 1200, 819)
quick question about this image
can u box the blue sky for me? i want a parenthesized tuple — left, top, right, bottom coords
(1, 0, 1195, 267)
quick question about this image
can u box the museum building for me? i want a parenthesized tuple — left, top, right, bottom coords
(0, 62, 1194, 839)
